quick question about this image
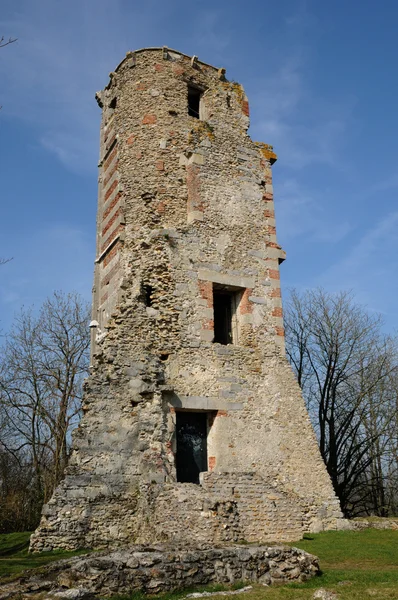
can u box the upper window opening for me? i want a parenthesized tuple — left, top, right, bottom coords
(188, 86, 202, 119)
(213, 285, 242, 345)
(109, 97, 117, 110)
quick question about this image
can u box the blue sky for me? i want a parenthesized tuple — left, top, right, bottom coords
(1, 0, 398, 333)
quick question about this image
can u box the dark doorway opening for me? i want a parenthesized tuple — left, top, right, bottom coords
(188, 86, 202, 119)
(213, 286, 241, 345)
(176, 412, 208, 484)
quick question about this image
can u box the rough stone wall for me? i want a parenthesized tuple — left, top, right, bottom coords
(0, 546, 319, 599)
(30, 47, 342, 553)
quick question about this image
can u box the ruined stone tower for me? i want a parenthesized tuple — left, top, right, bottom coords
(30, 47, 342, 552)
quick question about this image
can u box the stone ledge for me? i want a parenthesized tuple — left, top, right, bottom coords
(168, 395, 243, 411)
(1, 545, 319, 599)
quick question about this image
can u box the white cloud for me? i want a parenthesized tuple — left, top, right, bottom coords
(249, 53, 354, 170)
(275, 177, 352, 244)
(317, 211, 398, 321)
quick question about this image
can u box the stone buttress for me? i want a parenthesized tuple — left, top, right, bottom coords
(30, 47, 343, 552)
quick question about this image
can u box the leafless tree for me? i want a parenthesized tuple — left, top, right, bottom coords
(0, 36, 17, 49)
(284, 288, 398, 517)
(0, 291, 90, 531)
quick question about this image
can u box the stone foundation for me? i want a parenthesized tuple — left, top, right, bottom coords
(0, 545, 319, 599)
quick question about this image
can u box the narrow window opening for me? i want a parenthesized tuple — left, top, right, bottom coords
(109, 97, 117, 110)
(143, 284, 154, 307)
(213, 286, 242, 345)
(188, 86, 202, 119)
(176, 412, 208, 483)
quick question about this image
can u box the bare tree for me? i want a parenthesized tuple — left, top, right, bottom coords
(0, 292, 90, 531)
(0, 36, 17, 49)
(284, 288, 398, 517)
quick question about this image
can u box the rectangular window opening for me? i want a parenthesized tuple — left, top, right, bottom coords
(176, 412, 208, 484)
(188, 86, 202, 119)
(213, 285, 242, 345)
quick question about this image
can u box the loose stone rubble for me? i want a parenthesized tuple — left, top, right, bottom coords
(0, 545, 319, 599)
(30, 47, 344, 554)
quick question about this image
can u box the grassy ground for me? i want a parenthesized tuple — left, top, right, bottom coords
(0, 529, 397, 599)
(0, 532, 87, 579)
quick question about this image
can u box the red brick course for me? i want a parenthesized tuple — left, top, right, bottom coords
(104, 179, 118, 202)
(199, 281, 213, 308)
(268, 269, 280, 280)
(103, 147, 117, 172)
(102, 240, 122, 268)
(103, 193, 121, 220)
(101, 262, 120, 288)
(102, 208, 120, 237)
(270, 287, 281, 298)
(101, 224, 123, 253)
(239, 288, 253, 315)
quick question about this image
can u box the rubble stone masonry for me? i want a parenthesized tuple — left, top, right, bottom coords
(30, 47, 343, 552)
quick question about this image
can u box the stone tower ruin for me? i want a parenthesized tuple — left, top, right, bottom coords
(30, 47, 342, 552)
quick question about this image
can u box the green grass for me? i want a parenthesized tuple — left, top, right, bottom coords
(0, 532, 88, 580)
(1, 530, 397, 599)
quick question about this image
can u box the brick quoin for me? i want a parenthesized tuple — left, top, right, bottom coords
(103, 147, 118, 172)
(272, 307, 283, 318)
(263, 210, 275, 218)
(268, 226, 277, 236)
(101, 224, 123, 253)
(103, 162, 118, 188)
(142, 114, 157, 125)
(101, 262, 120, 288)
(102, 209, 120, 237)
(217, 410, 228, 417)
(242, 99, 250, 116)
(102, 240, 122, 268)
(275, 325, 285, 337)
(239, 288, 253, 315)
(103, 193, 121, 220)
(198, 281, 213, 308)
(104, 179, 118, 202)
(270, 287, 281, 298)
(268, 269, 280, 280)
(208, 457, 216, 470)
(266, 241, 280, 249)
(100, 291, 108, 304)
(262, 193, 273, 202)
(105, 134, 116, 152)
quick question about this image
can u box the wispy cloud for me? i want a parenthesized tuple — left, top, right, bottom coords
(317, 211, 398, 321)
(275, 177, 352, 244)
(0, 0, 157, 171)
(251, 54, 354, 170)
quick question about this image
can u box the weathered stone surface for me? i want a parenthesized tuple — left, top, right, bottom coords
(30, 47, 342, 553)
(0, 545, 319, 599)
